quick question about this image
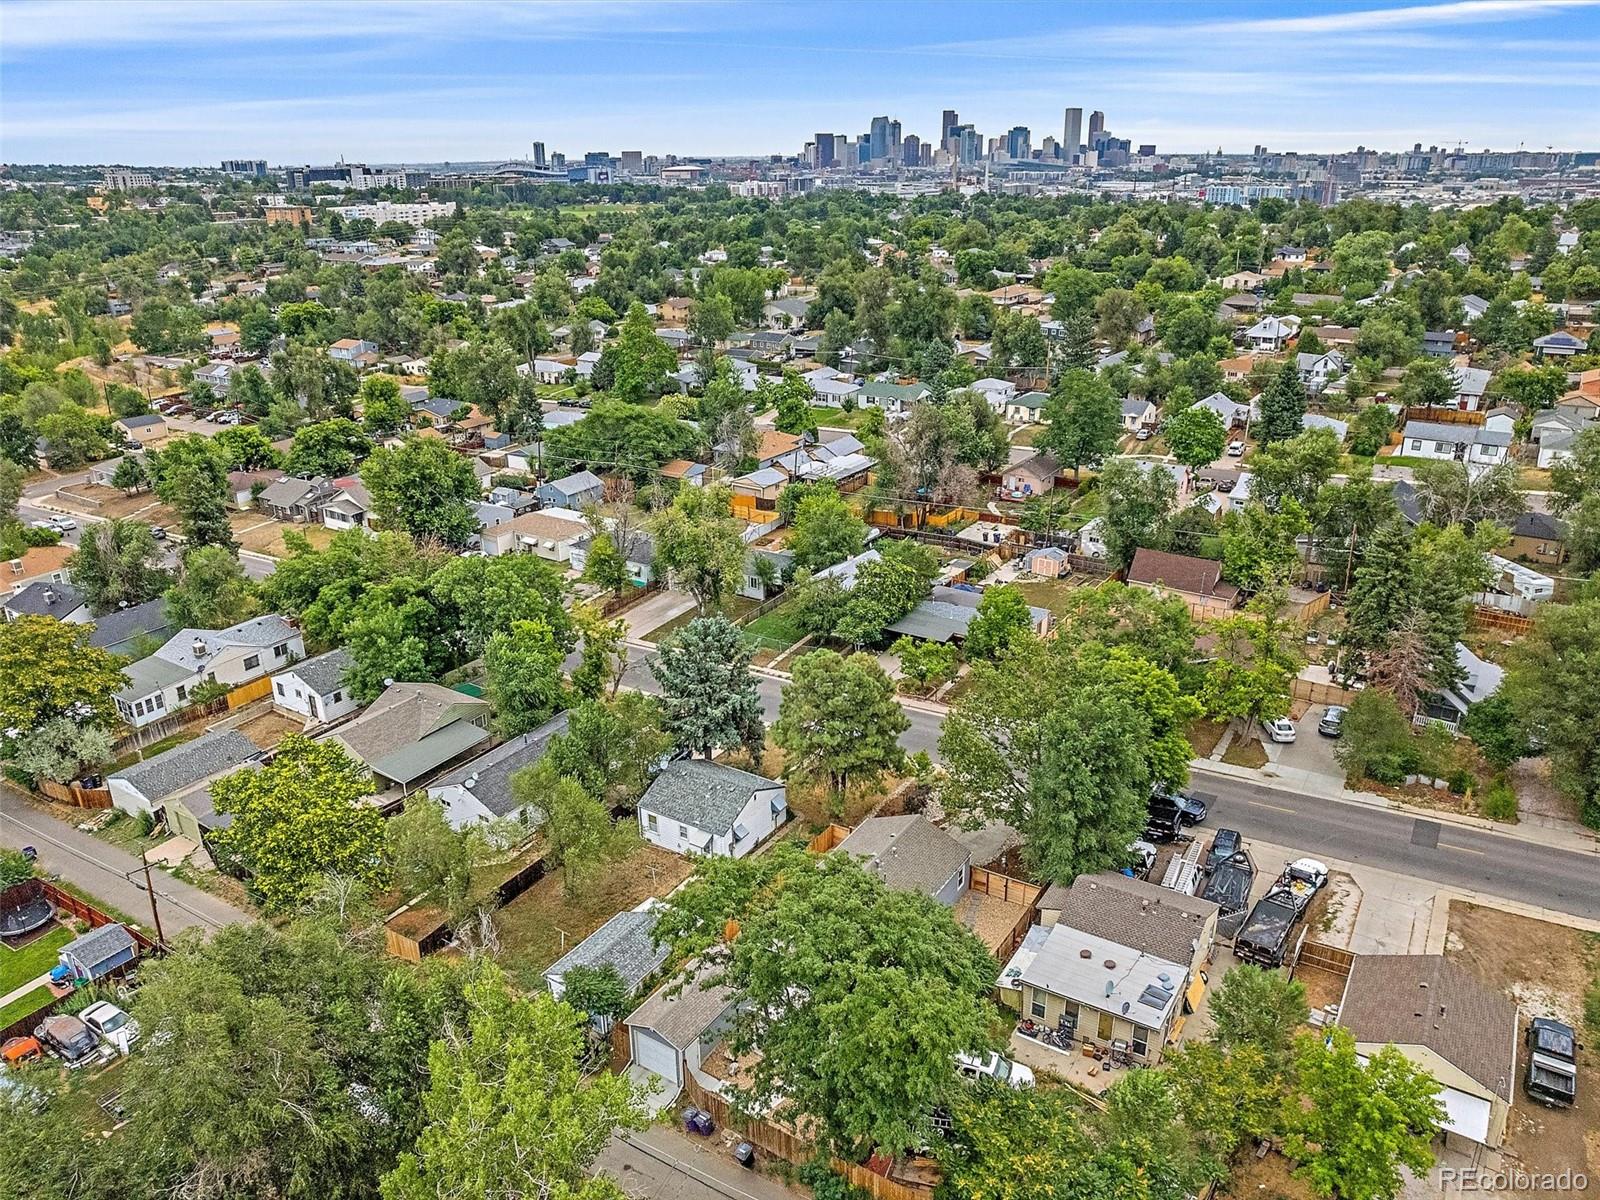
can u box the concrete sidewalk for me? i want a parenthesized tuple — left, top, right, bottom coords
(1, 785, 248, 936)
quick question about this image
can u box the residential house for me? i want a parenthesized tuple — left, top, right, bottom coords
(320, 477, 377, 534)
(1127, 548, 1239, 619)
(1312, 325, 1360, 350)
(1217, 269, 1266, 291)
(857, 379, 931, 414)
(1036, 873, 1218, 987)
(535, 469, 605, 510)
(3, 580, 88, 623)
(114, 615, 304, 729)
(1452, 366, 1492, 411)
(659, 458, 709, 488)
(1217, 355, 1257, 382)
(837, 815, 971, 906)
(428, 712, 570, 830)
(570, 531, 654, 587)
(528, 356, 575, 384)
(1507, 511, 1567, 567)
(1421, 643, 1506, 730)
(636, 759, 786, 859)
(1001, 453, 1059, 497)
(2, 545, 74, 599)
(114, 413, 167, 446)
(544, 899, 671, 1031)
(325, 681, 493, 795)
(971, 378, 1017, 411)
(1448, 243, 1473, 266)
(1120, 397, 1157, 432)
(270, 647, 358, 726)
(574, 350, 603, 379)
(1459, 294, 1490, 323)
(1533, 331, 1585, 359)
(479, 509, 590, 562)
(1296, 350, 1347, 394)
(886, 585, 1051, 646)
(1004, 391, 1049, 424)
(1398, 414, 1513, 468)
(753, 430, 803, 469)
(808, 374, 862, 407)
(226, 469, 283, 511)
(193, 362, 234, 397)
(329, 338, 377, 363)
(1243, 315, 1301, 354)
(625, 962, 738, 1098)
(1008, 918, 1191, 1065)
(763, 296, 809, 329)
(1336, 955, 1516, 1154)
(256, 475, 336, 523)
(1217, 293, 1264, 323)
(106, 728, 260, 818)
(1194, 391, 1251, 429)
(85, 597, 171, 658)
(658, 296, 693, 324)
(1422, 331, 1459, 359)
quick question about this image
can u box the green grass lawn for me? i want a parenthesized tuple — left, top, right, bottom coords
(1376, 454, 1449, 470)
(0, 984, 53, 1028)
(808, 406, 879, 432)
(642, 595, 760, 644)
(1, 924, 71, 993)
(744, 601, 807, 653)
(1012, 579, 1088, 619)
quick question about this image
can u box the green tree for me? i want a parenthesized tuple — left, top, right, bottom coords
(1198, 611, 1299, 734)
(1207, 965, 1309, 1070)
(891, 636, 959, 693)
(788, 487, 866, 572)
(484, 618, 567, 736)
(964, 583, 1034, 661)
(0, 459, 23, 523)
(381, 968, 646, 1200)
(9, 717, 115, 784)
(361, 436, 481, 546)
(1164, 404, 1227, 470)
(508, 763, 634, 898)
(657, 848, 1000, 1158)
(1256, 361, 1305, 445)
(1097, 456, 1179, 569)
(211, 734, 384, 910)
(1250, 427, 1343, 509)
(385, 796, 478, 916)
(579, 531, 630, 596)
(360, 373, 411, 434)
(649, 483, 747, 613)
(1395, 357, 1458, 409)
(68, 517, 170, 612)
(562, 963, 633, 1026)
(1040, 368, 1121, 477)
(1490, 363, 1568, 418)
(610, 300, 676, 402)
(1460, 689, 1529, 770)
(1285, 1027, 1443, 1200)
(773, 649, 908, 802)
(285, 417, 371, 477)
(1334, 689, 1417, 785)
(1220, 501, 1309, 591)
(0, 616, 128, 745)
(1504, 597, 1600, 827)
(153, 434, 236, 549)
(543, 692, 671, 806)
(649, 615, 765, 759)
(771, 370, 819, 437)
(1349, 404, 1397, 457)
(212, 424, 281, 471)
(164, 545, 261, 630)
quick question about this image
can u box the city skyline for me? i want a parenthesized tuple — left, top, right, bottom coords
(2, 0, 1599, 164)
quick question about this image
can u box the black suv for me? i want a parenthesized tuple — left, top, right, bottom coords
(1152, 786, 1208, 824)
(1525, 1018, 1578, 1108)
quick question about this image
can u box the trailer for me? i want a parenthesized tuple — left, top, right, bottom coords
(1233, 895, 1302, 967)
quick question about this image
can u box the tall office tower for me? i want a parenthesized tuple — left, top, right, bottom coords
(1006, 126, 1031, 160)
(859, 139, 872, 165)
(815, 132, 837, 168)
(887, 119, 902, 162)
(869, 116, 890, 161)
(1088, 110, 1105, 143)
(1062, 108, 1082, 164)
(549, 152, 566, 171)
(619, 150, 643, 173)
(958, 127, 981, 165)
(942, 109, 959, 142)
(1041, 136, 1060, 161)
(902, 135, 921, 167)
(531, 142, 547, 169)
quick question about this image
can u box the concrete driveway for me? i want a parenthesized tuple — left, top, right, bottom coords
(623, 590, 697, 639)
(1262, 704, 1345, 779)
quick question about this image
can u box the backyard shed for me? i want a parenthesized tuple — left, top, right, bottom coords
(56, 924, 139, 983)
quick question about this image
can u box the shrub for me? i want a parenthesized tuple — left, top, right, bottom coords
(1448, 770, 1473, 796)
(1480, 778, 1518, 822)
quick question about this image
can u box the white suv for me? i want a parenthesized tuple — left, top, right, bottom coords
(956, 1051, 1035, 1089)
(81, 1001, 140, 1055)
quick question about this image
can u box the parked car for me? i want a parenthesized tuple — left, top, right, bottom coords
(150, 526, 167, 541)
(123, 440, 143, 452)
(1234, 895, 1302, 968)
(1135, 427, 1152, 441)
(1152, 786, 1208, 824)
(1125, 839, 1158, 875)
(50, 517, 77, 533)
(1262, 717, 1297, 743)
(1269, 858, 1330, 913)
(81, 1001, 139, 1056)
(34, 1015, 102, 1068)
(1227, 440, 1245, 457)
(1205, 829, 1242, 872)
(1143, 801, 1184, 844)
(1318, 706, 1346, 737)
(1525, 1017, 1578, 1108)
(956, 1051, 1035, 1090)
(1216, 478, 1236, 493)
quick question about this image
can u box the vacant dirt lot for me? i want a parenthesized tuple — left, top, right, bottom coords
(230, 514, 333, 558)
(1446, 902, 1598, 1184)
(231, 708, 304, 750)
(54, 484, 175, 524)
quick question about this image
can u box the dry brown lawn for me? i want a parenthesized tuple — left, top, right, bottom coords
(230, 514, 333, 557)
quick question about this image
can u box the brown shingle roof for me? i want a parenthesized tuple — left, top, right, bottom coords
(1338, 954, 1518, 1100)
(1127, 548, 1228, 598)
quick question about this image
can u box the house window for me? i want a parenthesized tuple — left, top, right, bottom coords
(678, 825, 688, 839)
(332, 691, 342, 703)
(647, 814, 658, 831)
(1409, 439, 1423, 451)
(1030, 993, 1046, 1019)
(309, 696, 319, 718)
(153, 693, 164, 710)
(1131, 1026, 1150, 1058)
(273, 643, 289, 658)
(243, 654, 260, 671)
(275, 682, 285, 697)
(176, 685, 188, 702)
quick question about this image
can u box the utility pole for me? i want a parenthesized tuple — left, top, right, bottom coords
(138, 848, 167, 950)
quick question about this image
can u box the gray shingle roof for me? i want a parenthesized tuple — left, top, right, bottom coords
(1339, 954, 1517, 1100)
(428, 711, 569, 818)
(109, 729, 260, 803)
(638, 759, 780, 836)
(545, 903, 669, 993)
(61, 923, 136, 968)
(1039, 873, 1217, 967)
(626, 962, 736, 1049)
(87, 598, 170, 652)
(282, 647, 353, 696)
(4, 580, 84, 618)
(836, 816, 969, 898)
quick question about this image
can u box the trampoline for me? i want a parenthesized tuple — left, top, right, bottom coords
(0, 881, 56, 942)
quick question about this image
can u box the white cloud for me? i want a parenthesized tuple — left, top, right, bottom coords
(1182, 0, 1596, 37)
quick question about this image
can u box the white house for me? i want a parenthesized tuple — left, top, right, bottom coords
(114, 616, 303, 729)
(321, 478, 376, 534)
(1120, 397, 1157, 432)
(636, 759, 786, 859)
(428, 712, 570, 830)
(328, 338, 377, 363)
(1451, 366, 1492, 411)
(1296, 350, 1346, 393)
(1004, 390, 1049, 424)
(1244, 315, 1301, 354)
(971, 378, 1017, 411)
(1398, 412, 1513, 468)
(1194, 391, 1252, 428)
(106, 729, 260, 819)
(270, 647, 358, 726)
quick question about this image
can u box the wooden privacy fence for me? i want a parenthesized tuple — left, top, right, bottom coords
(226, 676, 274, 709)
(1470, 606, 1534, 635)
(682, 1073, 815, 1165)
(807, 823, 852, 853)
(831, 1161, 935, 1200)
(42, 880, 158, 952)
(1403, 406, 1483, 426)
(968, 867, 1042, 908)
(1294, 939, 1356, 980)
(37, 779, 112, 809)
(1290, 678, 1360, 708)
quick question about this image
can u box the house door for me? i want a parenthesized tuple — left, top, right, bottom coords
(1097, 1012, 1114, 1041)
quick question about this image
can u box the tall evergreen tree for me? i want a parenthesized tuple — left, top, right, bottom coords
(649, 615, 765, 759)
(1256, 361, 1306, 445)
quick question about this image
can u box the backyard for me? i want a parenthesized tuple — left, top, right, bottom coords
(0, 922, 71, 1027)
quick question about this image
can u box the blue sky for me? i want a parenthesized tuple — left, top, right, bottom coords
(2, 0, 1597, 165)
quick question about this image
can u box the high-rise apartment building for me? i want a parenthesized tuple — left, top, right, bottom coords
(887, 119, 902, 162)
(531, 142, 547, 169)
(902, 135, 922, 167)
(1062, 108, 1082, 164)
(814, 133, 837, 168)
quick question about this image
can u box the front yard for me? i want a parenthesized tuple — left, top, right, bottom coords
(231, 513, 334, 558)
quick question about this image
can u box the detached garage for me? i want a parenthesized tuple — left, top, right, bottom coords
(624, 965, 737, 1099)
